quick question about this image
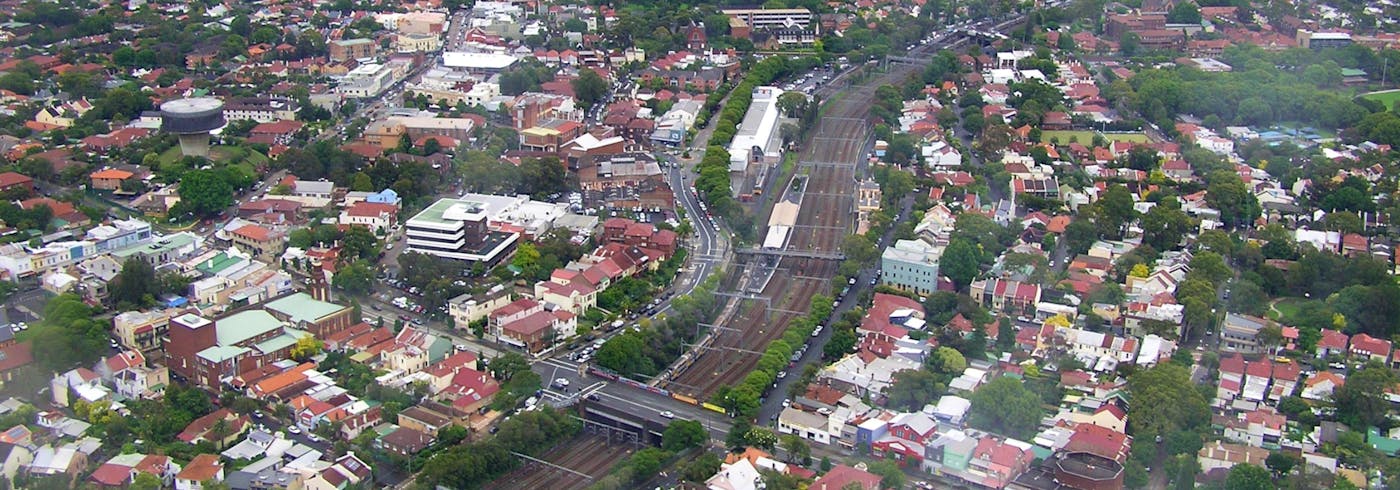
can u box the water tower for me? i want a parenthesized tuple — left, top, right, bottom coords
(160, 97, 225, 158)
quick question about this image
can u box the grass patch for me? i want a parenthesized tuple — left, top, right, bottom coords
(1042, 130, 1150, 145)
(1268, 297, 1306, 322)
(156, 145, 269, 167)
(1361, 90, 1400, 110)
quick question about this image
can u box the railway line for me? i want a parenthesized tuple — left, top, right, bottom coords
(490, 434, 637, 490)
(663, 71, 916, 398)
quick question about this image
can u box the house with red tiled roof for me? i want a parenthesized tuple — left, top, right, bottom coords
(966, 436, 1036, 488)
(1161, 159, 1193, 181)
(1220, 406, 1287, 449)
(533, 278, 597, 317)
(339, 201, 398, 233)
(177, 409, 249, 447)
(1269, 360, 1302, 402)
(422, 350, 479, 393)
(89, 168, 137, 192)
(248, 120, 305, 146)
(1301, 371, 1345, 401)
(600, 217, 678, 257)
(175, 454, 223, 490)
(489, 298, 541, 332)
(228, 224, 286, 262)
(1350, 333, 1393, 366)
(1065, 423, 1132, 463)
(1316, 329, 1349, 359)
(1217, 352, 1247, 400)
(499, 309, 576, 353)
(811, 464, 882, 490)
(304, 453, 371, 489)
(0, 172, 33, 194)
(380, 426, 435, 456)
(1242, 357, 1273, 403)
(970, 278, 1041, 315)
(930, 171, 975, 187)
(445, 367, 500, 413)
(20, 197, 88, 228)
(1042, 111, 1072, 130)
(82, 127, 152, 153)
(858, 293, 926, 338)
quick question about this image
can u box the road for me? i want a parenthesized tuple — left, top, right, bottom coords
(530, 355, 735, 439)
(755, 191, 915, 425)
(655, 152, 729, 317)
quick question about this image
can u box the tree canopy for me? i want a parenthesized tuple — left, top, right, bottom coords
(1127, 363, 1210, 438)
(173, 169, 234, 219)
(968, 376, 1043, 439)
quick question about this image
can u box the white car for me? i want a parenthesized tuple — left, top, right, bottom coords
(660, 411, 675, 419)
(554, 377, 570, 388)
(287, 425, 302, 435)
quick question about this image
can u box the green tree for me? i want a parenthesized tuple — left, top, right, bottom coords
(886, 369, 944, 411)
(571, 69, 608, 109)
(340, 227, 379, 260)
(1120, 32, 1141, 56)
(350, 172, 374, 192)
(1140, 199, 1191, 250)
(1266, 451, 1298, 477)
(968, 377, 1043, 439)
(725, 418, 754, 451)
(682, 452, 722, 482)
(1226, 463, 1273, 490)
(333, 261, 375, 294)
(662, 420, 708, 451)
(841, 234, 879, 265)
(867, 459, 906, 489)
(288, 335, 323, 362)
(512, 241, 542, 279)
(942, 238, 981, 291)
(779, 435, 811, 464)
(1188, 251, 1231, 283)
(110, 257, 159, 308)
(174, 169, 234, 219)
(488, 352, 532, 382)
(1206, 170, 1259, 228)
(596, 333, 655, 377)
(925, 346, 967, 375)
(1125, 460, 1149, 489)
(823, 327, 856, 359)
(1165, 430, 1203, 456)
(776, 92, 809, 118)
(1127, 363, 1209, 439)
(1166, 2, 1202, 23)
(1334, 364, 1397, 428)
(131, 473, 162, 490)
(1096, 184, 1137, 238)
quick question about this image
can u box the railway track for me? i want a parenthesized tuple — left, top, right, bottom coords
(490, 434, 637, 490)
(663, 68, 920, 398)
